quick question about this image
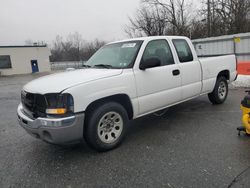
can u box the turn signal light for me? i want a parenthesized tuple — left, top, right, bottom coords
(46, 108, 67, 115)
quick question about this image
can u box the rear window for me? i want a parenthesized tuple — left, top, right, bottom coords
(172, 39, 193, 63)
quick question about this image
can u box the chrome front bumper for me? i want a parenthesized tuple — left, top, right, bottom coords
(17, 103, 85, 144)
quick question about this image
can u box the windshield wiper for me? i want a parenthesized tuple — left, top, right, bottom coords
(93, 64, 113, 69)
(81, 64, 92, 68)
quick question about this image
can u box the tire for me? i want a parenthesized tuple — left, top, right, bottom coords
(84, 102, 129, 152)
(208, 76, 228, 104)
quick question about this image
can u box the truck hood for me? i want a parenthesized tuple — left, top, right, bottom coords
(23, 69, 123, 94)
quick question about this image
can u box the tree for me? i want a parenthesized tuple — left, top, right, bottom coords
(189, 18, 207, 39)
(67, 32, 84, 61)
(201, 0, 250, 36)
(83, 39, 106, 60)
(125, 0, 193, 37)
(50, 35, 63, 62)
(125, 0, 250, 39)
(50, 33, 105, 62)
(124, 5, 169, 37)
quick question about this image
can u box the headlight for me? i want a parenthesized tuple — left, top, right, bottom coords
(45, 93, 74, 115)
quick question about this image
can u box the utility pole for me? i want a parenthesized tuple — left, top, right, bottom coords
(207, 0, 211, 37)
(212, 0, 215, 35)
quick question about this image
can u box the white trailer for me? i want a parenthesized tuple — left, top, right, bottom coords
(192, 32, 250, 75)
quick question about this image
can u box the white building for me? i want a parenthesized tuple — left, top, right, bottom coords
(0, 45, 51, 76)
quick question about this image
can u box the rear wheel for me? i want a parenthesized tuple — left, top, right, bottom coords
(84, 102, 129, 152)
(208, 76, 228, 104)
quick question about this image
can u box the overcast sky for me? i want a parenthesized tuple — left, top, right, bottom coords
(0, 0, 141, 45)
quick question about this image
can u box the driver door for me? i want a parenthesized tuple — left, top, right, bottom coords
(134, 39, 182, 115)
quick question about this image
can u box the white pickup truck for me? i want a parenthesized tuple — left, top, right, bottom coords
(17, 36, 237, 151)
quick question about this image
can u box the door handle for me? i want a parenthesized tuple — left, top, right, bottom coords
(172, 69, 180, 76)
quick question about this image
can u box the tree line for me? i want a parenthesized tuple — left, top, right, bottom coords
(49, 32, 105, 62)
(125, 0, 250, 39)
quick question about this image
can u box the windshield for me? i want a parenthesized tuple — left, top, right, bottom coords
(85, 40, 143, 69)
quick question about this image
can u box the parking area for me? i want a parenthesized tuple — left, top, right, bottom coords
(1, 73, 250, 188)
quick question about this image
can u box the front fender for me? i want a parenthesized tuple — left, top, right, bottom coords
(63, 70, 138, 115)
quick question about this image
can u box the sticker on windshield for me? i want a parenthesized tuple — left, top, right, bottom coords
(121, 43, 136, 48)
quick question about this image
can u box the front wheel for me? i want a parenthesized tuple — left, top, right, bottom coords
(208, 76, 228, 104)
(84, 102, 129, 152)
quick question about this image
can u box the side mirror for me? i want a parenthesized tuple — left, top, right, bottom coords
(139, 58, 161, 70)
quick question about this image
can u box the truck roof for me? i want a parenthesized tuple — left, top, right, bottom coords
(108, 36, 189, 45)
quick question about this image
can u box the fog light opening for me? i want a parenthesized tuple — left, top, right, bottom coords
(43, 131, 52, 142)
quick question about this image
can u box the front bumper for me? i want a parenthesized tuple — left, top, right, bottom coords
(17, 103, 85, 144)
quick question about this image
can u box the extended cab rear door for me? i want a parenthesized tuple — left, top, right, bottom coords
(172, 38, 202, 100)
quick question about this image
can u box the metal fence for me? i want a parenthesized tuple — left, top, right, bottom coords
(51, 61, 86, 71)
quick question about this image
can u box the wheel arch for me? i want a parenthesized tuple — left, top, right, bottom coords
(84, 94, 134, 120)
(217, 70, 230, 80)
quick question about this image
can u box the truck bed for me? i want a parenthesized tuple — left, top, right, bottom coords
(199, 55, 237, 93)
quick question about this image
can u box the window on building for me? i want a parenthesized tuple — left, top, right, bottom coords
(172, 39, 193, 63)
(0, 55, 12, 69)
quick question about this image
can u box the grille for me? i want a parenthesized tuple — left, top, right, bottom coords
(21, 90, 47, 118)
